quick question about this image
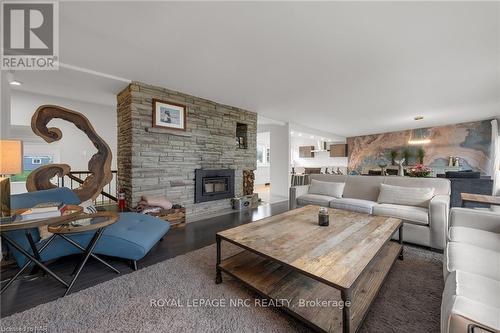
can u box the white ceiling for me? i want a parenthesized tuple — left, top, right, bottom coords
(17, 1, 500, 136)
(12, 66, 128, 106)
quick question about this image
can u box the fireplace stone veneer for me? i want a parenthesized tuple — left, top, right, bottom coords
(117, 82, 256, 220)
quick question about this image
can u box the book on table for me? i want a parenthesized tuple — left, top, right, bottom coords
(30, 202, 63, 213)
(15, 204, 69, 221)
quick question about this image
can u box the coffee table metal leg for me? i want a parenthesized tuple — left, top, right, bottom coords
(398, 225, 404, 260)
(1, 234, 68, 291)
(341, 289, 352, 333)
(58, 233, 120, 274)
(63, 228, 104, 296)
(215, 235, 222, 284)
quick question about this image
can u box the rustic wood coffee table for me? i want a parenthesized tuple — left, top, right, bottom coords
(215, 205, 403, 333)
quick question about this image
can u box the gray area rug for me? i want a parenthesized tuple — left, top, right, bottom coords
(0, 243, 443, 333)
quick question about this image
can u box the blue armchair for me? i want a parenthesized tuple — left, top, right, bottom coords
(7, 187, 170, 270)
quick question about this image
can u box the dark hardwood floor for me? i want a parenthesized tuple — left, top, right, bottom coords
(0, 201, 289, 317)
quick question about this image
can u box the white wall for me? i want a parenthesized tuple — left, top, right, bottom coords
(9, 90, 117, 193)
(255, 131, 270, 185)
(0, 72, 11, 139)
(258, 123, 290, 199)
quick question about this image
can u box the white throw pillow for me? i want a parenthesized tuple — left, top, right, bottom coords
(308, 180, 345, 198)
(79, 199, 98, 213)
(377, 183, 435, 208)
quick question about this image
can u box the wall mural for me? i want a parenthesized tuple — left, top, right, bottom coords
(347, 120, 493, 175)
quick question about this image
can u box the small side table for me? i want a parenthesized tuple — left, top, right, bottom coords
(0, 205, 83, 294)
(48, 211, 120, 296)
(461, 193, 500, 208)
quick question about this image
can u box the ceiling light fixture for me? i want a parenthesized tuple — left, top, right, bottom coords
(6, 72, 22, 86)
(298, 133, 302, 137)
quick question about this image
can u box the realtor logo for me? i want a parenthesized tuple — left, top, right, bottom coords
(1, 1, 59, 70)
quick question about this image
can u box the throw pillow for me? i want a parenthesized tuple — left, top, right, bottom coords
(377, 183, 435, 208)
(141, 195, 173, 210)
(79, 199, 98, 213)
(308, 179, 345, 198)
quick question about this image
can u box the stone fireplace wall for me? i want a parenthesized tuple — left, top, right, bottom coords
(117, 82, 257, 219)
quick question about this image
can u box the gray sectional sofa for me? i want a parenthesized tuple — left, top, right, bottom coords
(289, 174, 451, 250)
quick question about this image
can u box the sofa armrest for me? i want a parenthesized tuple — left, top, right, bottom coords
(429, 194, 450, 250)
(450, 208, 500, 232)
(289, 185, 309, 209)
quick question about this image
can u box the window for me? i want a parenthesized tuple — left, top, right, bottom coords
(11, 155, 54, 182)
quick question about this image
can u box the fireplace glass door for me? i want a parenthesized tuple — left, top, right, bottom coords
(203, 177, 229, 195)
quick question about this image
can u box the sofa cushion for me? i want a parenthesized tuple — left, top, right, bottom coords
(297, 193, 335, 207)
(445, 242, 500, 281)
(377, 183, 435, 208)
(329, 198, 377, 214)
(449, 227, 500, 252)
(441, 270, 500, 333)
(373, 203, 429, 225)
(343, 175, 384, 201)
(384, 176, 450, 196)
(308, 179, 345, 198)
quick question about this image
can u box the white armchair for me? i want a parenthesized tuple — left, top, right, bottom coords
(441, 208, 500, 333)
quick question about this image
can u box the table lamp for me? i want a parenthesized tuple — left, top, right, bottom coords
(0, 140, 23, 217)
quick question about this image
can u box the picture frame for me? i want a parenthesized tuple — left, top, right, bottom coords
(152, 99, 187, 131)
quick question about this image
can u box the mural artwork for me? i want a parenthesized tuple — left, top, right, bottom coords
(347, 120, 493, 175)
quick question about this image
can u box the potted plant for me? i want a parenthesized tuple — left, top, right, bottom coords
(407, 164, 432, 177)
(389, 150, 398, 166)
(402, 148, 412, 166)
(416, 147, 425, 164)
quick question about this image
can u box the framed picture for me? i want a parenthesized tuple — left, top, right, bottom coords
(152, 99, 186, 130)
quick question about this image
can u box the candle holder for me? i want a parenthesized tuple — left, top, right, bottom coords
(318, 207, 329, 226)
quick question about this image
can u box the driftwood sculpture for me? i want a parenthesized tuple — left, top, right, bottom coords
(26, 105, 113, 201)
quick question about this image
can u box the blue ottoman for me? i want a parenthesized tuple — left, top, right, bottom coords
(7, 188, 170, 270)
(95, 213, 169, 269)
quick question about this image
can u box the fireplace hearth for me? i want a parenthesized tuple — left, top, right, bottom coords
(195, 169, 235, 203)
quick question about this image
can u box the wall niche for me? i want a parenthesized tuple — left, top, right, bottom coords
(236, 122, 248, 149)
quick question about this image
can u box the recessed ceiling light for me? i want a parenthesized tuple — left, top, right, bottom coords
(9, 80, 22, 86)
(290, 131, 295, 135)
(414, 115, 424, 121)
(310, 135, 314, 139)
(298, 133, 302, 137)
